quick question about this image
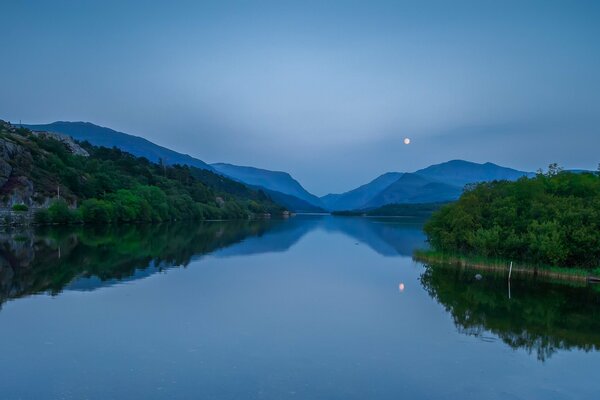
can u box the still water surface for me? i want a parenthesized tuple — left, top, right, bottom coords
(1, 216, 599, 399)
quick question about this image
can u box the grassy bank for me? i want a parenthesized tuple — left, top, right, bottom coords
(413, 249, 600, 284)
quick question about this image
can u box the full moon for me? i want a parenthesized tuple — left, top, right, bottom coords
(403, 138, 411, 145)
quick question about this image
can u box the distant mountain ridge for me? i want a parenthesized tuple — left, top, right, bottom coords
(20, 120, 541, 213)
(364, 173, 463, 208)
(414, 159, 533, 187)
(23, 121, 214, 171)
(322, 160, 533, 211)
(321, 172, 403, 211)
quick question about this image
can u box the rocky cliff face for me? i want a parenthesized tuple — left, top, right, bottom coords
(30, 131, 89, 157)
(0, 120, 88, 208)
(0, 135, 35, 207)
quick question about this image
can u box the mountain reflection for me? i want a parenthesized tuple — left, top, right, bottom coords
(3, 216, 600, 361)
(0, 216, 426, 307)
(420, 264, 600, 361)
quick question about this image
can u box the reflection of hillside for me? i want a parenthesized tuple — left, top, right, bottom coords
(420, 264, 600, 361)
(322, 217, 427, 256)
(214, 216, 322, 257)
(0, 216, 428, 308)
(214, 215, 427, 258)
(0, 221, 275, 306)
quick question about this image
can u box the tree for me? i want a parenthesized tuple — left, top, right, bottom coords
(546, 163, 563, 177)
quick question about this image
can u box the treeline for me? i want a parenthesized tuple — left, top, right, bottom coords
(424, 165, 600, 268)
(1, 123, 285, 224)
(333, 202, 447, 217)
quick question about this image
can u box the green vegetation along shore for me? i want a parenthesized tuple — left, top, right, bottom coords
(0, 120, 285, 224)
(414, 250, 600, 283)
(332, 202, 447, 217)
(423, 165, 600, 270)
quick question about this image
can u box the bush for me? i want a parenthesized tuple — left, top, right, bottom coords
(11, 204, 29, 212)
(80, 199, 114, 224)
(47, 200, 80, 224)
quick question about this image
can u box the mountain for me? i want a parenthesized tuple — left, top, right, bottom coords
(324, 160, 532, 211)
(321, 172, 403, 211)
(23, 121, 213, 171)
(211, 163, 325, 210)
(415, 160, 531, 188)
(364, 173, 462, 208)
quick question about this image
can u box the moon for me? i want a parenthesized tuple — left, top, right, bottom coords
(403, 138, 411, 145)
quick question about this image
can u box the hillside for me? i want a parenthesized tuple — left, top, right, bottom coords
(211, 163, 325, 210)
(22, 121, 326, 212)
(0, 120, 284, 223)
(23, 121, 213, 171)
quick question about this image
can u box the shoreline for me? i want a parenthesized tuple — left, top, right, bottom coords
(413, 250, 600, 284)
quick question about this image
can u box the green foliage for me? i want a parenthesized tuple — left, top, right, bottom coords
(80, 198, 114, 223)
(47, 200, 80, 224)
(424, 166, 600, 269)
(11, 204, 28, 212)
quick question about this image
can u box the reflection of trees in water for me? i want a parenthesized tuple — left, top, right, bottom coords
(0, 216, 429, 309)
(420, 264, 600, 361)
(0, 221, 278, 307)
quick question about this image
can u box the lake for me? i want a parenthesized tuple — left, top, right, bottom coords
(1, 215, 600, 399)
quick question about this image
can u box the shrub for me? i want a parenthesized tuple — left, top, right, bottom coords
(11, 204, 29, 212)
(47, 200, 80, 224)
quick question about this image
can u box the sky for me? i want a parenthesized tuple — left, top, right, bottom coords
(1, 0, 599, 195)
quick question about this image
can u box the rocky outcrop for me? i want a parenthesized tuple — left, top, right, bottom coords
(0, 138, 22, 187)
(30, 131, 89, 157)
(0, 121, 89, 210)
(0, 136, 35, 206)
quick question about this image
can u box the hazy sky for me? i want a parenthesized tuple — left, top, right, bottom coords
(2, 0, 599, 195)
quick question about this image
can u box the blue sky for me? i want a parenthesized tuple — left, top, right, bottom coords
(1, 0, 599, 194)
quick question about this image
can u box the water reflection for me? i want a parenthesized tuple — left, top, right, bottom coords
(0, 221, 276, 306)
(420, 264, 600, 361)
(2, 215, 600, 364)
(0, 216, 426, 308)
